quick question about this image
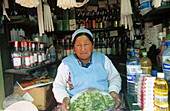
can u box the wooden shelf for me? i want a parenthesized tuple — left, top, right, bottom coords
(4, 62, 57, 75)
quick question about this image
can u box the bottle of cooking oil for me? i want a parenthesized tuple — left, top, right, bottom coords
(154, 72, 169, 111)
(140, 52, 152, 74)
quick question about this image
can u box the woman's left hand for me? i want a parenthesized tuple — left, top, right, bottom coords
(110, 91, 120, 110)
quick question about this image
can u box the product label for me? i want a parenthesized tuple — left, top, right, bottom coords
(154, 93, 168, 107)
(42, 53, 45, 61)
(141, 66, 152, 74)
(34, 53, 37, 62)
(107, 47, 112, 55)
(25, 56, 31, 67)
(13, 56, 21, 67)
(30, 55, 34, 65)
(127, 65, 141, 83)
(163, 56, 170, 70)
(38, 54, 42, 63)
(140, 1, 151, 10)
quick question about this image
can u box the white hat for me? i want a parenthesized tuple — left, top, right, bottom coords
(72, 26, 93, 42)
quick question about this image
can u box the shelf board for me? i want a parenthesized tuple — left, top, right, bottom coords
(142, 5, 170, 21)
(4, 62, 56, 75)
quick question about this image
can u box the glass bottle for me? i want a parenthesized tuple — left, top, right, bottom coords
(22, 41, 31, 69)
(37, 42, 42, 65)
(12, 41, 22, 69)
(28, 41, 34, 67)
(32, 43, 38, 66)
(40, 43, 46, 64)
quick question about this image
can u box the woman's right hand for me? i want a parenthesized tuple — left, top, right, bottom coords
(62, 97, 70, 111)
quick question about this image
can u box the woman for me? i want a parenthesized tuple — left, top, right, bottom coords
(52, 27, 122, 111)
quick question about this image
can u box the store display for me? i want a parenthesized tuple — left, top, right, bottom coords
(154, 72, 169, 111)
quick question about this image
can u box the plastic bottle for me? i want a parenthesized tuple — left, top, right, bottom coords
(156, 37, 166, 67)
(140, 52, 152, 74)
(18, 28, 25, 40)
(154, 72, 169, 111)
(162, 41, 170, 82)
(134, 69, 142, 103)
(10, 28, 17, 41)
(126, 51, 141, 99)
(49, 44, 56, 62)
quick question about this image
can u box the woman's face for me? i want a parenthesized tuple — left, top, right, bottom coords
(73, 35, 94, 63)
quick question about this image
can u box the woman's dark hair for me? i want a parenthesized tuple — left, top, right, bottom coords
(73, 32, 93, 45)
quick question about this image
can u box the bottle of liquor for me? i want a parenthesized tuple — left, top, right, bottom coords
(37, 42, 42, 65)
(57, 12, 63, 31)
(28, 41, 34, 67)
(32, 43, 38, 66)
(76, 11, 81, 29)
(91, 10, 96, 29)
(20, 41, 24, 68)
(40, 43, 46, 64)
(12, 41, 22, 69)
(22, 41, 31, 69)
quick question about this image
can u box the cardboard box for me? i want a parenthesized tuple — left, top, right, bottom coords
(14, 84, 55, 110)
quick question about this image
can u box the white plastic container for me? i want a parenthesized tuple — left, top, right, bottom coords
(10, 28, 18, 41)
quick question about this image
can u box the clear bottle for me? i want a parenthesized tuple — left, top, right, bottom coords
(140, 52, 152, 74)
(37, 42, 42, 65)
(22, 41, 31, 69)
(134, 69, 142, 103)
(32, 43, 38, 66)
(28, 41, 34, 67)
(40, 43, 46, 64)
(12, 41, 22, 69)
(154, 72, 169, 111)
(126, 51, 141, 99)
(163, 41, 170, 82)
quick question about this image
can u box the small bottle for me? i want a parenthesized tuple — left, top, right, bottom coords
(22, 41, 31, 69)
(154, 72, 169, 111)
(28, 42, 34, 67)
(37, 42, 42, 65)
(140, 52, 152, 74)
(12, 41, 22, 69)
(32, 43, 38, 66)
(40, 44, 46, 64)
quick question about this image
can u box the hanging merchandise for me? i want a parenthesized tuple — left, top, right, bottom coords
(15, 0, 39, 8)
(57, 0, 89, 10)
(43, 0, 54, 32)
(37, 0, 44, 36)
(120, 0, 134, 40)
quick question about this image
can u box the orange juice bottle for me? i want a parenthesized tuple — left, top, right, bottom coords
(140, 52, 152, 74)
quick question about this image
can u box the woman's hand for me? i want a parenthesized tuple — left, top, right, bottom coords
(62, 97, 70, 111)
(110, 91, 120, 110)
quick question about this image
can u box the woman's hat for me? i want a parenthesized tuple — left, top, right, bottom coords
(72, 26, 93, 42)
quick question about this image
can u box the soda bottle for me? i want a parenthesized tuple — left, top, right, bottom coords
(140, 52, 152, 74)
(162, 41, 170, 82)
(126, 51, 141, 99)
(154, 72, 169, 111)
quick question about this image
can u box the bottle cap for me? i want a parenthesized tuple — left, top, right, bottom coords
(142, 52, 147, 56)
(130, 51, 135, 55)
(157, 72, 164, 78)
(151, 70, 157, 76)
(166, 41, 170, 45)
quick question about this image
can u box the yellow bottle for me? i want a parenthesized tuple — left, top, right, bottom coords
(140, 52, 152, 74)
(154, 72, 169, 111)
